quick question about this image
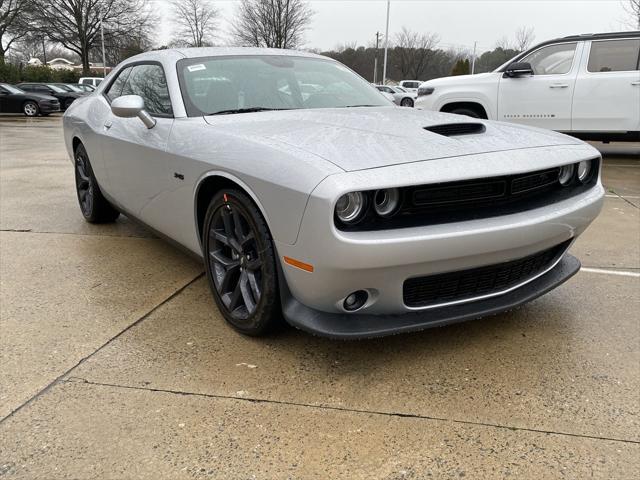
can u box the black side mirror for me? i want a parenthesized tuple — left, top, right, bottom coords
(504, 62, 534, 78)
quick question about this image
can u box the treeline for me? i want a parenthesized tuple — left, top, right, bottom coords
(321, 45, 521, 83)
(0, 63, 102, 83)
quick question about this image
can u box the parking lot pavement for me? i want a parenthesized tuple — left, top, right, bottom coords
(1, 115, 638, 478)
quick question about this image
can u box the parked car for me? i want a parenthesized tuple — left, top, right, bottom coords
(63, 48, 603, 338)
(399, 80, 422, 92)
(375, 84, 416, 107)
(416, 31, 640, 142)
(17, 83, 83, 110)
(0, 83, 60, 116)
(51, 83, 88, 94)
(74, 83, 96, 93)
(78, 77, 103, 87)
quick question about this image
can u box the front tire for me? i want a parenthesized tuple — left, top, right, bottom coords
(203, 189, 281, 336)
(74, 143, 120, 223)
(64, 99, 74, 110)
(23, 101, 39, 117)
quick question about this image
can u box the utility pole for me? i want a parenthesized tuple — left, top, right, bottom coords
(382, 0, 391, 85)
(471, 41, 477, 74)
(373, 31, 381, 84)
(100, 12, 107, 77)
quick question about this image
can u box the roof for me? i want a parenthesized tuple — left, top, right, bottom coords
(48, 57, 74, 65)
(124, 46, 328, 64)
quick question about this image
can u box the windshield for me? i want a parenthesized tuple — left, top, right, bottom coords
(64, 84, 83, 92)
(177, 55, 390, 116)
(54, 84, 74, 92)
(1, 84, 25, 94)
(46, 84, 66, 93)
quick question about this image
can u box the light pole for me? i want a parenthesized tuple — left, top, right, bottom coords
(373, 31, 381, 84)
(471, 41, 477, 74)
(382, 0, 391, 85)
(100, 12, 107, 77)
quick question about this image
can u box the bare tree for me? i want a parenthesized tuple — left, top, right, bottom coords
(232, 0, 313, 49)
(171, 0, 218, 47)
(622, 0, 640, 29)
(31, 0, 155, 73)
(394, 27, 440, 79)
(514, 26, 535, 52)
(0, 0, 35, 61)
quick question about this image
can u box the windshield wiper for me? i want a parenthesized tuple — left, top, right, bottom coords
(208, 107, 290, 115)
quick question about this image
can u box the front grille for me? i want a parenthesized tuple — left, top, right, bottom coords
(403, 240, 570, 308)
(336, 160, 600, 231)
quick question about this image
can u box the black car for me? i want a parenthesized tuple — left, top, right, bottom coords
(17, 82, 83, 110)
(0, 83, 61, 117)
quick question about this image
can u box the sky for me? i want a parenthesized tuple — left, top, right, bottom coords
(153, 0, 634, 54)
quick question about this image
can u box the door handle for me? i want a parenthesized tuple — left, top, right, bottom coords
(104, 120, 112, 129)
(631, 81, 640, 86)
(549, 84, 569, 89)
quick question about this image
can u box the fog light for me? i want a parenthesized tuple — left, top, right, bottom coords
(558, 164, 575, 186)
(373, 188, 401, 217)
(577, 160, 592, 183)
(343, 290, 368, 311)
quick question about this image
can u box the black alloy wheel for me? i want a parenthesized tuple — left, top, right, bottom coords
(75, 146, 94, 217)
(73, 143, 120, 223)
(203, 190, 280, 335)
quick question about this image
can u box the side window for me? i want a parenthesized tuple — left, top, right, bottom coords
(121, 64, 173, 116)
(587, 39, 640, 72)
(522, 43, 577, 75)
(105, 67, 132, 102)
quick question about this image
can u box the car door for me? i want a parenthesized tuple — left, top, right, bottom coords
(0, 86, 11, 112)
(497, 42, 582, 131)
(100, 63, 174, 228)
(572, 38, 640, 133)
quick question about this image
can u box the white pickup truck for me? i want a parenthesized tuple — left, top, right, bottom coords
(416, 32, 640, 142)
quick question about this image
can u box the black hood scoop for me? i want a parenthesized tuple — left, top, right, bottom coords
(424, 123, 486, 137)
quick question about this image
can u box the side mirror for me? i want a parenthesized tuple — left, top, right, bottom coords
(504, 62, 533, 78)
(111, 95, 156, 129)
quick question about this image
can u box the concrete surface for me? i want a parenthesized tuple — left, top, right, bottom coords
(1, 114, 639, 479)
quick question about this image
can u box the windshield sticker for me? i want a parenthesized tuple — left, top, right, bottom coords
(187, 64, 206, 72)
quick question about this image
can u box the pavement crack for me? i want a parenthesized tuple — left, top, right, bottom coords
(60, 378, 640, 446)
(607, 190, 639, 209)
(0, 273, 205, 426)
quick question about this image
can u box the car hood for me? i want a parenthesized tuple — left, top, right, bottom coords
(423, 72, 497, 86)
(204, 107, 585, 172)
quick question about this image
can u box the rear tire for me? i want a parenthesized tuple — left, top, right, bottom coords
(74, 143, 120, 223)
(203, 189, 281, 336)
(401, 97, 414, 107)
(23, 101, 39, 117)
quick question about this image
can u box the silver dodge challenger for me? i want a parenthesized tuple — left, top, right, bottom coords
(63, 48, 604, 338)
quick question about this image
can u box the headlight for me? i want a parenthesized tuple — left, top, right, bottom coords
(558, 164, 575, 186)
(418, 87, 434, 96)
(373, 188, 401, 217)
(335, 192, 366, 224)
(577, 160, 592, 183)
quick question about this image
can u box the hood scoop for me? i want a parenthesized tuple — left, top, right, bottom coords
(424, 122, 486, 137)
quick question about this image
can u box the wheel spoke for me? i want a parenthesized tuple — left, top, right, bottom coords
(210, 250, 239, 269)
(221, 209, 234, 237)
(247, 271, 261, 300)
(225, 282, 243, 311)
(231, 209, 244, 241)
(219, 263, 239, 292)
(210, 229, 230, 246)
(239, 271, 256, 313)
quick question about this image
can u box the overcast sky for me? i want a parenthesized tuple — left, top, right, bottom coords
(153, 0, 633, 53)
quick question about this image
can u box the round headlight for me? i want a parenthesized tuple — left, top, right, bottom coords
(335, 192, 366, 224)
(577, 160, 592, 183)
(558, 164, 575, 186)
(373, 188, 401, 217)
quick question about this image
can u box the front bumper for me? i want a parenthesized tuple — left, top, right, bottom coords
(275, 145, 603, 336)
(282, 253, 580, 339)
